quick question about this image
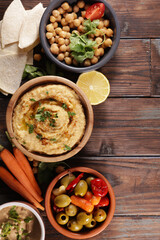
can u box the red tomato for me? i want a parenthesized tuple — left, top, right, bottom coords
(95, 196, 110, 207)
(91, 178, 108, 197)
(85, 3, 105, 21)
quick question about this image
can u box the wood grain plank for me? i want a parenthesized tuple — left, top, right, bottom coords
(78, 98, 160, 156)
(107, 0, 160, 38)
(151, 39, 160, 96)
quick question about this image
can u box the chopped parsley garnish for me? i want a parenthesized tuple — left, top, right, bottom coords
(68, 112, 76, 118)
(36, 134, 42, 140)
(24, 216, 33, 223)
(54, 113, 58, 118)
(26, 123, 34, 134)
(30, 114, 34, 119)
(64, 145, 71, 151)
(62, 103, 67, 109)
(35, 108, 51, 122)
(46, 91, 49, 95)
(50, 138, 56, 141)
(9, 206, 19, 219)
(39, 101, 41, 106)
(49, 119, 55, 127)
(30, 98, 36, 102)
(23, 141, 26, 145)
(1, 222, 12, 237)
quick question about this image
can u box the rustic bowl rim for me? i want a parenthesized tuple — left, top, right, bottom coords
(0, 201, 45, 240)
(45, 167, 116, 239)
(6, 76, 94, 162)
(39, 0, 120, 73)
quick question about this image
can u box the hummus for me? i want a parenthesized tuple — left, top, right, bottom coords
(12, 84, 86, 155)
(0, 205, 41, 240)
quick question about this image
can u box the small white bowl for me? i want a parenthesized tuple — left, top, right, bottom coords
(0, 201, 45, 240)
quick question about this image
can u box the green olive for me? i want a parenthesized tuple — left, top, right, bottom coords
(74, 180, 88, 197)
(93, 209, 107, 222)
(85, 218, 96, 228)
(60, 174, 76, 188)
(76, 212, 92, 225)
(86, 176, 95, 186)
(54, 194, 71, 208)
(56, 212, 69, 225)
(67, 219, 83, 232)
(65, 204, 78, 217)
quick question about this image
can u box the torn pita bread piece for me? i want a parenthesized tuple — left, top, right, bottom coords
(1, 0, 26, 48)
(26, 50, 33, 65)
(0, 52, 27, 94)
(0, 89, 8, 96)
(19, 3, 45, 49)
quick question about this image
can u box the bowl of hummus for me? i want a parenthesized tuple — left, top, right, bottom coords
(6, 76, 94, 162)
(0, 201, 45, 240)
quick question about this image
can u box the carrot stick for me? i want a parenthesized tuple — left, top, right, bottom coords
(71, 195, 94, 213)
(13, 147, 41, 195)
(0, 167, 44, 211)
(5, 131, 41, 196)
(0, 146, 43, 203)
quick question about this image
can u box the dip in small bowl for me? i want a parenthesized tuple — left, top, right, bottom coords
(0, 202, 45, 240)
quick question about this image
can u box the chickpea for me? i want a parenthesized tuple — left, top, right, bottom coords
(106, 28, 113, 37)
(55, 36, 59, 43)
(53, 22, 58, 28)
(61, 18, 68, 26)
(73, 19, 81, 27)
(91, 56, 98, 64)
(61, 2, 70, 11)
(65, 32, 71, 39)
(65, 57, 72, 65)
(64, 52, 70, 57)
(55, 27, 62, 34)
(73, 13, 77, 19)
(52, 10, 60, 17)
(81, 11, 86, 18)
(99, 48, 104, 56)
(63, 12, 68, 18)
(77, 25, 85, 33)
(73, 5, 79, 13)
(50, 43, 59, 55)
(63, 26, 70, 32)
(67, 6, 72, 12)
(95, 37, 103, 45)
(58, 7, 65, 14)
(49, 37, 55, 44)
(58, 38, 65, 45)
(98, 21, 104, 29)
(66, 45, 70, 51)
(104, 38, 112, 47)
(46, 32, 53, 39)
(52, 30, 56, 37)
(100, 28, 107, 35)
(57, 53, 65, 61)
(104, 19, 110, 27)
(95, 29, 101, 37)
(64, 38, 70, 45)
(78, 17, 84, 23)
(65, 13, 74, 23)
(69, 22, 74, 28)
(84, 4, 90, 10)
(89, 33, 94, 38)
(84, 59, 91, 66)
(34, 54, 41, 62)
(50, 16, 56, 23)
(94, 48, 101, 57)
(77, 1, 85, 8)
(60, 44, 67, 52)
(56, 15, 62, 22)
(59, 30, 67, 38)
(73, 59, 78, 66)
(46, 24, 54, 32)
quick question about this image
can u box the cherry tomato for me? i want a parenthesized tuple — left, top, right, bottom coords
(91, 178, 108, 197)
(85, 3, 105, 21)
(95, 196, 109, 207)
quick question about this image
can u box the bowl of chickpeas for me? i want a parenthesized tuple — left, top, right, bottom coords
(39, 0, 120, 73)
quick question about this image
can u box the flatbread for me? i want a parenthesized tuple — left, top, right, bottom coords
(1, 0, 26, 48)
(26, 49, 33, 65)
(0, 53, 27, 94)
(19, 3, 45, 49)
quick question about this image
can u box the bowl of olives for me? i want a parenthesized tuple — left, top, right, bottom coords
(45, 167, 115, 239)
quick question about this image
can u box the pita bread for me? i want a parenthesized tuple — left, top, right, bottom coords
(0, 53, 27, 94)
(19, 3, 45, 49)
(1, 0, 26, 48)
(26, 50, 33, 65)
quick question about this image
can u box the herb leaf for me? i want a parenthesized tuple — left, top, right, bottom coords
(24, 216, 33, 223)
(68, 112, 76, 118)
(64, 145, 71, 151)
(62, 103, 67, 109)
(9, 206, 18, 219)
(36, 134, 42, 140)
(1, 222, 12, 237)
(26, 124, 34, 134)
(30, 98, 36, 102)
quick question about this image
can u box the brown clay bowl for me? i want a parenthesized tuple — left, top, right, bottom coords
(6, 76, 94, 162)
(45, 167, 116, 239)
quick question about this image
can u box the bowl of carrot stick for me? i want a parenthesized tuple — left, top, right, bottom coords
(45, 167, 115, 239)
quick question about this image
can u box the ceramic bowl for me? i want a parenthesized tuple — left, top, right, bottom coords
(39, 0, 120, 73)
(6, 76, 94, 162)
(45, 167, 115, 239)
(0, 201, 45, 240)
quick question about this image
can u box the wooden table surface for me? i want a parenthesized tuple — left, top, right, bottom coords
(0, 0, 160, 239)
